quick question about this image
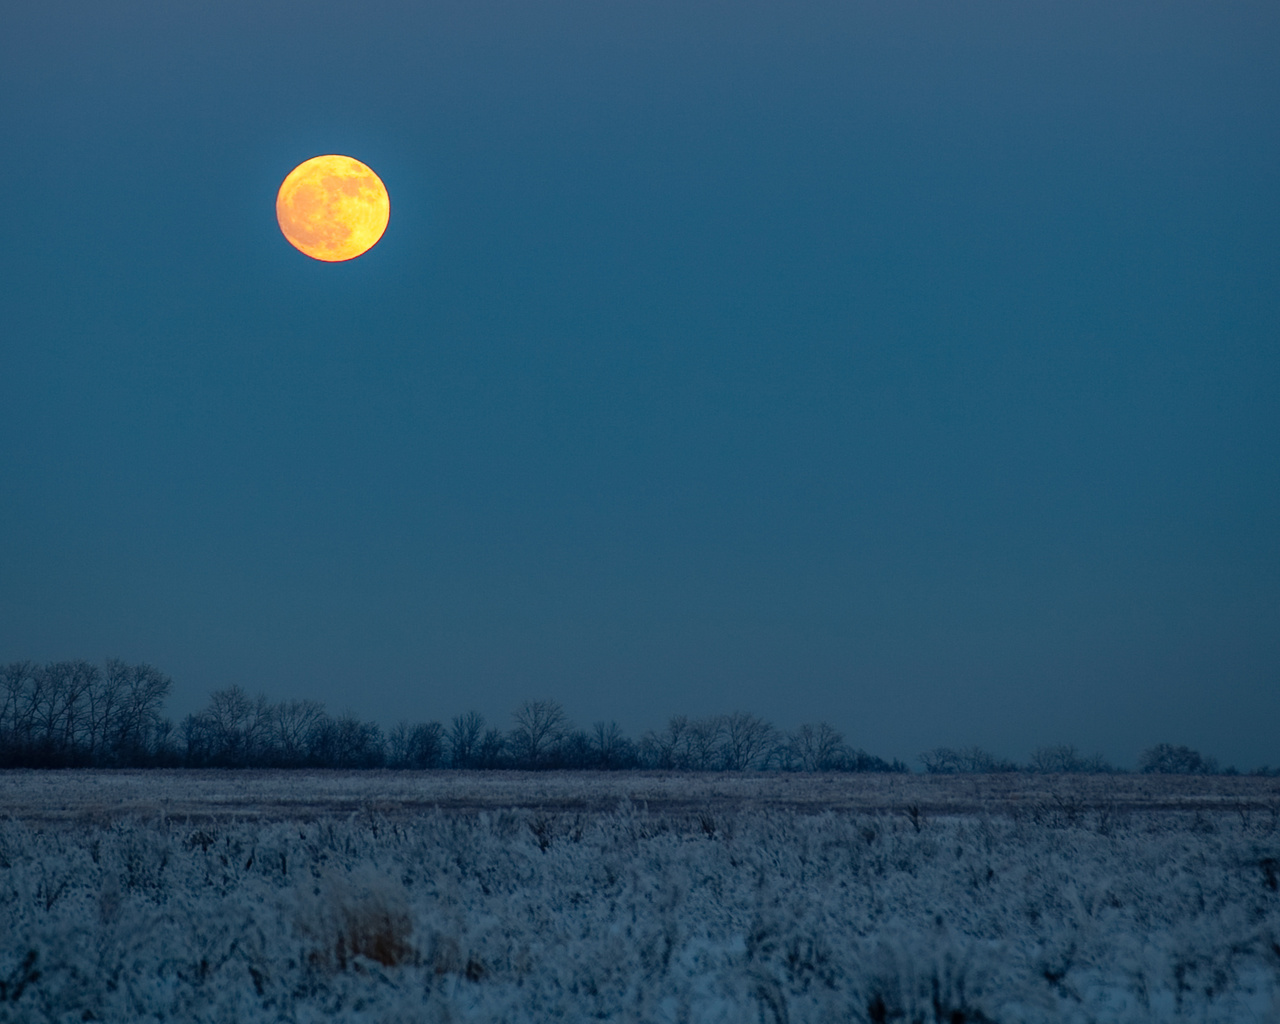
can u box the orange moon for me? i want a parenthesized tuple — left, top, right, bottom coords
(276, 155, 389, 262)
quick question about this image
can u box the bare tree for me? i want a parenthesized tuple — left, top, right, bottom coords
(244, 693, 276, 764)
(685, 715, 724, 771)
(847, 749, 908, 772)
(448, 711, 485, 768)
(1139, 743, 1216, 775)
(509, 699, 568, 769)
(476, 726, 506, 769)
(37, 661, 95, 760)
(0, 662, 33, 761)
(1079, 752, 1116, 773)
(1028, 744, 1088, 773)
(151, 717, 178, 765)
(920, 745, 1016, 773)
(388, 721, 413, 768)
(560, 729, 593, 769)
(592, 720, 635, 769)
(13, 661, 93, 762)
(788, 723, 848, 772)
(87, 660, 128, 761)
(638, 715, 690, 770)
(65, 661, 99, 758)
(306, 712, 338, 765)
(389, 721, 444, 769)
(272, 699, 326, 766)
(920, 747, 963, 773)
(410, 722, 444, 768)
(203, 686, 254, 765)
(326, 711, 385, 768)
(112, 662, 172, 761)
(719, 711, 776, 771)
(24, 663, 59, 755)
(180, 712, 212, 765)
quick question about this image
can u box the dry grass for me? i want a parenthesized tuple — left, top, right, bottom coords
(296, 869, 414, 971)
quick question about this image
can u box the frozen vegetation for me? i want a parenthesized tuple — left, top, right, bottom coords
(1, 772, 1279, 1023)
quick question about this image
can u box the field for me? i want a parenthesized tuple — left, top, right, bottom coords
(2, 770, 1279, 1022)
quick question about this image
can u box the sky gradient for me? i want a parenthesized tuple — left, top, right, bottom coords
(2, 0, 1277, 769)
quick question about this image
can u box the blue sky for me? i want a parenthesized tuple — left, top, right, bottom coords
(2, 0, 1277, 768)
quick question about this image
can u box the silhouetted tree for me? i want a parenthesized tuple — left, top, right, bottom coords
(1026, 744, 1115, 774)
(151, 717, 179, 765)
(311, 711, 385, 768)
(719, 711, 776, 770)
(179, 712, 210, 765)
(638, 715, 690, 770)
(1138, 743, 1217, 775)
(389, 721, 445, 769)
(12, 660, 1172, 777)
(1028, 744, 1084, 773)
(920, 746, 1016, 774)
(509, 699, 568, 769)
(786, 723, 848, 772)
(200, 686, 256, 766)
(0, 662, 32, 762)
(272, 699, 326, 766)
(846, 749, 909, 772)
(559, 728, 594, 769)
(448, 710, 485, 768)
(27, 661, 93, 763)
(388, 721, 413, 768)
(685, 715, 724, 771)
(592, 720, 637, 769)
(476, 726, 506, 769)
(110, 661, 172, 763)
(86, 660, 126, 761)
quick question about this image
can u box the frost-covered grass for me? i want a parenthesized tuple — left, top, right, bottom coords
(2, 774, 1279, 1022)
(4, 768, 1279, 822)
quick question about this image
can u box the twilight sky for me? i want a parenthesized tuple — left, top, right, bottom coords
(2, 0, 1277, 769)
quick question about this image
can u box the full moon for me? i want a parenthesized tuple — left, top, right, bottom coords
(276, 155, 389, 262)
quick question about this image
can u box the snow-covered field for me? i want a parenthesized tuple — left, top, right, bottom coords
(2, 772, 1278, 1022)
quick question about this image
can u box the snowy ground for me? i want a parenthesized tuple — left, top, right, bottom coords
(2, 772, 1279, 1022)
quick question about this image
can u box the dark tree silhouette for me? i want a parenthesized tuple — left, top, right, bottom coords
(846, 749, 909, 773)
(684, 716, 724, 771)
(476, 726, 506, 769)
(638, 715, 691, 770)
(1027, 744, 1114, 774)
(389, 721, 445, 769)
(920, 746, 1017, 774)
(448, 710, 485, 768)
(86, 660, 125, 761)
(559, 729, 593, 769)
(200, 686, 256, 766)
(719, 711, 776, 771)
(786, 723, 848, 772)
(509, 699, 568, 769)
(0, 659, 173, 766)
(591, 720, 637, 769)
(1138, 743, 1217, 775)
(14, 657, 1231, 777)
(111, 661, 172, 762)
(271, 699, 326, 767)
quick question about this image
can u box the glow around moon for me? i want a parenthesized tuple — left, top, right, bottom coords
(276, 155, 389, 262)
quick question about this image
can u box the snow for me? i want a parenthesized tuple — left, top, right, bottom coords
(1, 771, 1278, 1022)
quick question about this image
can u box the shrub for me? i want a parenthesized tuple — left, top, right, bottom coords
(296, 869, 414, 971)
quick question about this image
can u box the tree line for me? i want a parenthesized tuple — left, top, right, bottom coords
(1, 660, 1268, 774)
(0, 659, 172, 767)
